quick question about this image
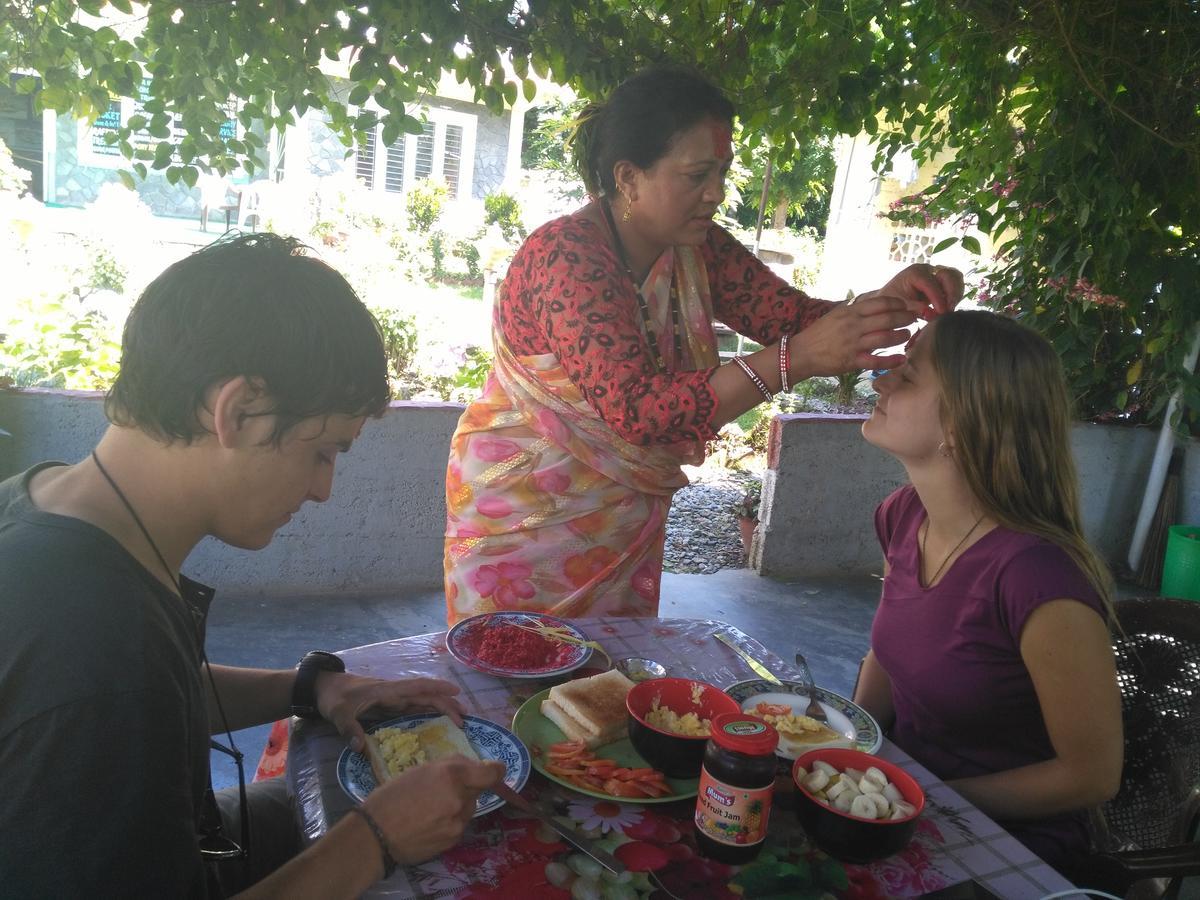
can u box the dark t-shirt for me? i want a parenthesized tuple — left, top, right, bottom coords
(0, 463, 212, 897)
(872, 485, 1106, 874)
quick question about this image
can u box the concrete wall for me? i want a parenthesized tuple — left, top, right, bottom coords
(4, 391, 1196, 593)
(755, 413, 1197, 578)
(0, 389, 465, 596)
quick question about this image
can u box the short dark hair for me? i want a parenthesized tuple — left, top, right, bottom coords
(570, 66, 736, 197)
(105, 233, 390, 444)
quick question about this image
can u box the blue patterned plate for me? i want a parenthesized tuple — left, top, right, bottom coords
(337, 713, 530, 817)
(446, 611, 592, 679)
(723, 679, 882, 756)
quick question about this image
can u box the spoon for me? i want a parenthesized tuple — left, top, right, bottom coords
(614, 657, 667, 682)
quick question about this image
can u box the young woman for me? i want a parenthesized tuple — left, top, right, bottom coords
(443, 66, 962, 624)
(855, 310, 1123, 878)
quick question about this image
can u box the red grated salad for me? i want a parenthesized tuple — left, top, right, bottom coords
(462, 620, 577, 670)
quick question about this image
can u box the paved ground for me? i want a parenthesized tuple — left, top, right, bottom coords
(205, 568, 883, 790)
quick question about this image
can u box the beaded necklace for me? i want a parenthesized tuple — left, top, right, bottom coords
(600, 198, 682, 373)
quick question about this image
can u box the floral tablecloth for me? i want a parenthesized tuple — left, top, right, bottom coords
(286, 617, 1077, 899)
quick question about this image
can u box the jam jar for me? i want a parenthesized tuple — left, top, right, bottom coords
(693, 713, 780, 863)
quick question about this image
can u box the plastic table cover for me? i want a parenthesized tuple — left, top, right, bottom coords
(286, 617, 1075, 899)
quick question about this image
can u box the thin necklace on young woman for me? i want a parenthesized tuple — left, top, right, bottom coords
(921, 512, 986, 587)
(599, 197, 682, 373)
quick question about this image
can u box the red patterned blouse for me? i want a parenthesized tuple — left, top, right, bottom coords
(496, 213, 834, 447)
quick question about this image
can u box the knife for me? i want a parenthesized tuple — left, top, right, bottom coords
(713, 632, 784, 686)
(492, 781, 627, 875)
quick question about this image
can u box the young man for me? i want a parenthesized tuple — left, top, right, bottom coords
(0, 234, 503, 897)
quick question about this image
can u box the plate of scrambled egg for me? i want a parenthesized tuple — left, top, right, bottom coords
(337, 713, 530, 816)
(724, 680, 882, 758)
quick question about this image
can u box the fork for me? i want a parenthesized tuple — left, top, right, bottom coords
(793, 652, 829, 723)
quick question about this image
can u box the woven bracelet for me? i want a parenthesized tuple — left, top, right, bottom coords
(348, 806, 398, 879)
(779, 333, 791, 393)
(733, 355, 774, 402)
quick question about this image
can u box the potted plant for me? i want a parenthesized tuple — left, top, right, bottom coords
(732, 480, 762, 558)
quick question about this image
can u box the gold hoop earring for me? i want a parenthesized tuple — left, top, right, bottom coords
(622, 197, 632, 222)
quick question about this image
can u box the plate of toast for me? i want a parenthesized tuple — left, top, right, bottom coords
(512, 670, 699, 803)
(724, 679, 882, 757)
(338, 713, 530, 817)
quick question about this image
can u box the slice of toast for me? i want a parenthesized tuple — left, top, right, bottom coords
(409, 716, 481, 762)
(369, 715, 480, 780)
(542, 669, 635, 749)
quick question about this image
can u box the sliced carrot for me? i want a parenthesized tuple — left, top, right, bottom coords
(549, 740, 586, 754)
(546, 763, 588, 777)
(604, 778, 652, 797)
(634, 780, 672, 797)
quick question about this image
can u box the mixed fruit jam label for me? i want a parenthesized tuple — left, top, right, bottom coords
(694, 769, 773, 846)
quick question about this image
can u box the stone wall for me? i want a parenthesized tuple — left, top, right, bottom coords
(755, 413, 1194, 579)
(54, 115, 200, 216)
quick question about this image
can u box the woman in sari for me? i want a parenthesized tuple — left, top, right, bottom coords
(444, 67, 963, 624)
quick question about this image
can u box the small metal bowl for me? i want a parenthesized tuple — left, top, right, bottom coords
(614, 657, 667, 682)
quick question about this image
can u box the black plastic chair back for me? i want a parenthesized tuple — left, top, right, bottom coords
(1102, 597, 1200, 851)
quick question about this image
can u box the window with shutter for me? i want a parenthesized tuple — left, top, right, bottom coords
(355, 130, 377, 188)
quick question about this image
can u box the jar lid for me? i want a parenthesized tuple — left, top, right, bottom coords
(709, 713, 779, 756)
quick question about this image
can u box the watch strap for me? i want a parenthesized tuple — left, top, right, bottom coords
(291, 650, 346, 720)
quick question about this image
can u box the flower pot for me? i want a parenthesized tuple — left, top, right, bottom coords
(737, 515, 757, 558)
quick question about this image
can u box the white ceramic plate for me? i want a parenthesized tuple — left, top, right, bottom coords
(724, 679, 883, 758)
(337, 713, 530, 817)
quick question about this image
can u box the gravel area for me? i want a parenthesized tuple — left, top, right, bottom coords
(663, 464, 761, 574)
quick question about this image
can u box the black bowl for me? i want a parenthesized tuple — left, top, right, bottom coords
(625, 677, 740, 778)
(792, 748, 925, 863)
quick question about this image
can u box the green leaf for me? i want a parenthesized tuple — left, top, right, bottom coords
(932, 237, 958, 254)
(522, 78, 537, 103)
(181, 167, 199, 188)
(961, 235, 982, 255)
(117, 169, 135, 190)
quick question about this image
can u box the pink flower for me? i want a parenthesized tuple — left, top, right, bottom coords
(477, 497, 514, 519)
(470, 562, 536, 607)
(531, 469, 571, 494)
(537, 410, 571, 445)
(475, 438, 521, 462)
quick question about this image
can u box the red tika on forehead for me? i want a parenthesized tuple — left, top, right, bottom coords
(710, 123, 733, 160)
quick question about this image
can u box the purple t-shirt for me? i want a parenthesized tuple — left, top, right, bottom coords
(871, 485, 1106, 874)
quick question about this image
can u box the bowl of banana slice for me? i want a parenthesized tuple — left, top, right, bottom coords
(792, 748, 925, 863)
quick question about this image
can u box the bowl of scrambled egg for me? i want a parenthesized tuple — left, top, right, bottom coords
(626, 678, 740, 777)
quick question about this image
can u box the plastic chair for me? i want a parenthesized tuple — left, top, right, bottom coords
(198, 174, 232, 232)
(221, 187, 261, 232)
(1087, 596, 1200, 897)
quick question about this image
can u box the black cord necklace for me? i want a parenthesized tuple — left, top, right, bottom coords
(90, 450, 248, 858)
(600, 197, 682, 373)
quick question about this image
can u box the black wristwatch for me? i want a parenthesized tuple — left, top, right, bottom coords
(291, 650, 346, 719)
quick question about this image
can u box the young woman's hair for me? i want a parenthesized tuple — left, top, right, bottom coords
(106, 233, 390, 445)
(568, 66, 736, 198)
(928, 310, 1114, 617)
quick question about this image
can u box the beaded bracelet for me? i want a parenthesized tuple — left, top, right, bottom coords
(348, 806, 398, 879)
(779, 333, 791, 393)
(733, 355, 773, 402)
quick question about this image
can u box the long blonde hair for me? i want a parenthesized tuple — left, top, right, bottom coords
(929, 311, 1115, 620)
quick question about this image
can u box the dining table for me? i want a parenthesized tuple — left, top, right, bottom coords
(286, 617, 1080, 899)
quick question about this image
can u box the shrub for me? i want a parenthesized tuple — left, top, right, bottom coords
(406, 180, 447, 233)
(483, 191, 525, 242)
